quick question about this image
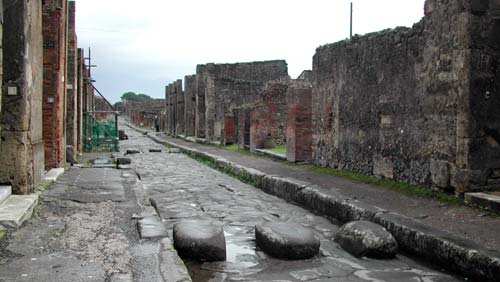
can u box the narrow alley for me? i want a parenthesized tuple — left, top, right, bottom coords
(1, 126, 461, 282)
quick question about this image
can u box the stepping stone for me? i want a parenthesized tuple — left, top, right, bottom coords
(173, 219, 226, 261)
(0, 186, 12, 205)
(149, 148, 162, 153)
(116, 157, 132, 165)
(255, 222, 320, 260)
(335, 221, 398, 259)
(0, 195, 39, 228)
(137, 216, 168, 239)
(126, 149, 141, 155)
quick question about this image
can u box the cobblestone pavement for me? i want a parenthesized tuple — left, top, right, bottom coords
(122, 128, 462, 282)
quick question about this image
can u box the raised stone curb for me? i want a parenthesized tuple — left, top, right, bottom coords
(464, 192, 500, 213)
(137, 216, 168, 239)
(159, 238, 192, 282)
(0, 186, 12, 205)
(43, 168, 65, 182)
(128, 123, 500, 282)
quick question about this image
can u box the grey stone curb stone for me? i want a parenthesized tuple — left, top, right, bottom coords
(129, 124, 500, 282)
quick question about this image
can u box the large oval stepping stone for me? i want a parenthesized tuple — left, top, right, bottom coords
(255, 222, 320, 260)
(173, 220, 226, 262)
(335, 221, 398, 259)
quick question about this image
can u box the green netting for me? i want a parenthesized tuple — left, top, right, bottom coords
(83, 114, 119, 152)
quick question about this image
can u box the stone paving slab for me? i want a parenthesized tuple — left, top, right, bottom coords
(0, 195, 39, 228)
(124, 123, 500, 282)
(43, 168, 65, 182)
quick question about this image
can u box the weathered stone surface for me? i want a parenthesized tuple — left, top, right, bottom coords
(335, 221, 398, 259)
(464, 192, 500, 213)
(149, 148, 162, 153)
(0, 186, 12, 205)
(173, 220, 226, 261)
(137, 216, 167, 239)
(169, 148, 181, 154)
(66, 146, 77, 165)
(255, 222, 320, 260)
(0, 195, 39, 228)
(159, 238, 193, 282)
(312, 0, 500, 194)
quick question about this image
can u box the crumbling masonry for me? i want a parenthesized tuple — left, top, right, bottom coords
(161, 0, 500, 195)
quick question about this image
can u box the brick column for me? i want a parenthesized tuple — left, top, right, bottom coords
(184, 75, 196, 137)
(76, 48, 84, 153)
(286, 84, 312, 162)
(42, 0, 68, 169)
(65, 1, 77, 155)
(175, 79, 185, 136)
(195, 74, 206, 138)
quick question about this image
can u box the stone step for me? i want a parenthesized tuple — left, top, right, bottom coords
(0, 186, 12, 205)
(0, 195, 39, 228)
(43, 168, 65, 182)
(465, 192, 500, 213)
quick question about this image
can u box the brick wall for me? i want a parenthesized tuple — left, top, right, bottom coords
(249, 81, 288, 151)
(286, 83, 313, 162)
(195, 72, 206, 138)
(184, 75, 196, 137)
(312, 0, 500, 193)
(42, 0, 67, 169)
(196, 60, 289, 144)
(0, 0, 44, 194)
(65, 1, 77, 154)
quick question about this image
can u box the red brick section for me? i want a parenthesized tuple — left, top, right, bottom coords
(42, 0, 67, 169)
(286, 84, 313, 162)
(249, 81, 288, 151)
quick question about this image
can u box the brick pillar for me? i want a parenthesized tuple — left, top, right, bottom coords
(164, 85, 169, 134)
(286, 84, 312, 162)
(0, 0, 44, 194)
(76, 48, 84, 153)
(65, 1, 77, 155)
(42, 0, 68, 169)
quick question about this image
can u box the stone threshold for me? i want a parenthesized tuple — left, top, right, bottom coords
(253, 148, 287, 161)
(139, 128, 500, 282)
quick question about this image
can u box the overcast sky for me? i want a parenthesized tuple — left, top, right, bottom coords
(75, 0, 426, 103)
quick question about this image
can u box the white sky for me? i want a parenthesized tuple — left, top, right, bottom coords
(75, 0, 426, 103)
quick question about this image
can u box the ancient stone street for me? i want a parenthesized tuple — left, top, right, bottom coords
(121, 127, 460, 282)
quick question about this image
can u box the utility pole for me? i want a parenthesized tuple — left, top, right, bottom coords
(350, 2, 353, 39)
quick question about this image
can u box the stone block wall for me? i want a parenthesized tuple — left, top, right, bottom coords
(175, 79, 185, 136)
(196, 60, 289, 144)
(249, 81, 289, 151)
(234, 108, 252, 149)
(0, 0, 44, 194)
(165, 82, 177, 135)
(66, 1, 77, 155)
(312, 0, 500, 193)
(195, 71, 206, 138)
(184, 75, 196, 137)
(287, 83, 313, 162)
(42, 0, 67, 169)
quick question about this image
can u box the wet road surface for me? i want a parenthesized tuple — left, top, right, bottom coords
(122, 127, 461, 282)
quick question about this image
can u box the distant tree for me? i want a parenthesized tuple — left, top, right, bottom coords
(137, 93, 152, 100)
(120, 92, 152, 101)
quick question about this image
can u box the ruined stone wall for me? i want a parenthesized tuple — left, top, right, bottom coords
(65, 1, 77, 154)
(196, 60, 289, 143)
(195, 72, 206, 138)
(312, 0, 500, 193)
(0, 0, 44, 194)
(287, 83, 313, 162)
(184, 75, 196, 137)
(175, 79, 185, 136)
(166, 83, 177, 135)
(42, 0, 67, 169)
(250, 81, 289, 150)
(126, 99, 166, 129)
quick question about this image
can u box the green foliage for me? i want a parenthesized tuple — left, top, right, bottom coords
(121, 92, 152, 101)
(269, 146, 287, 155)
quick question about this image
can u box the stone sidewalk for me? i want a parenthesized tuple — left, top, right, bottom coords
(127, 124, 500, 282)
